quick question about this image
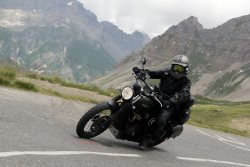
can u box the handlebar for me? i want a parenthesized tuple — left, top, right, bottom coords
(133, 69, 161, 94)
(132, 68, 164, 107)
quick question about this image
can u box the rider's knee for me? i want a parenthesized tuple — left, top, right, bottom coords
(178, 109, 190, 125)
(185, 95, 195, 108)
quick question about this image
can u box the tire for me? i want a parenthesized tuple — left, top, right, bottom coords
(76, 102, 111, 139)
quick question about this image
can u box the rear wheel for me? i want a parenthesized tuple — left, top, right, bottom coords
(76, 102, 112, 139)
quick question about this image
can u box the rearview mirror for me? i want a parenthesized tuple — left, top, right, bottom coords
(140, 57, 146, 65)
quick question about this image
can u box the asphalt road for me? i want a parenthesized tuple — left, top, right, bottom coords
(0, 87, 250, 167)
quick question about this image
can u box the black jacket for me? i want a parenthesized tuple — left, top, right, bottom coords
(146, 69, 191, 105)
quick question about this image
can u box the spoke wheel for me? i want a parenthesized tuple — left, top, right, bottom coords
(76, 103, 112, 139)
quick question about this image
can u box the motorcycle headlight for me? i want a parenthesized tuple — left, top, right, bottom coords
(121, 87, 134, 100)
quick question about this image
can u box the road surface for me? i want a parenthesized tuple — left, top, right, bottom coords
(0, 87, 250, 167)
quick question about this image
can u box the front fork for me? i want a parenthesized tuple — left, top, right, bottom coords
(107, 95, 132, 125)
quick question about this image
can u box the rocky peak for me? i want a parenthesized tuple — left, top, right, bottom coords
(132, 31, 150, 40)
(100, 21, 150, 58)
(178, 16, 203, 30)
(0, 0, 150, 82)
(211, 14, 250, 39)
(148, 16, 203, 60)
(166, 16, 203, 35)
(93, 14, 250, 101)
(70, 0, 98, 23)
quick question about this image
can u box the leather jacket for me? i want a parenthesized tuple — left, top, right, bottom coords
(146, 69, 191, 105)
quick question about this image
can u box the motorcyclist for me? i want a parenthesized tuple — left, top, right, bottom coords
(133, 54, 195, 149)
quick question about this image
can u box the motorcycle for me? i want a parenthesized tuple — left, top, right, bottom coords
(76, 58, 183, 148)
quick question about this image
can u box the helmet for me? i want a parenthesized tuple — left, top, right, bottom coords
(170, 54, 190, 79)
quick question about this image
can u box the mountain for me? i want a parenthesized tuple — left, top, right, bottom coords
(92, 15, 250, 101)
(0, 0, 150, 81)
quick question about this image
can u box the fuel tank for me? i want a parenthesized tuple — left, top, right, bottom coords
(134, 95, 160, 112)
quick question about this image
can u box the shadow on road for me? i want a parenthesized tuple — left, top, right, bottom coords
(72, 135, 167, 152)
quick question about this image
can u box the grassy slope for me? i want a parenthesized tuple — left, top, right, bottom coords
(0, 65, 38, 92)
(189, 103, 250, 137)
(0, 64, 116, 103)
(190, 95, 250, 137)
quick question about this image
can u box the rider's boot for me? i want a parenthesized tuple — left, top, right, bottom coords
(170, 125, 183, 138)
(138, 135, 153, 150)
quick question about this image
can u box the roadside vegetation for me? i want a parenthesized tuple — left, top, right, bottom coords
(0, 66, 38, 92)
(24, 72, 118, 97)
(189, 96, 250, 137)
(0, 63, 116, 103)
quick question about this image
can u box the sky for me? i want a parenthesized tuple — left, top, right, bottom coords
(79, 0, 250, 37)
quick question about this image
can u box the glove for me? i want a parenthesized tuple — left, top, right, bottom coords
(132, 67, 141, 74)
(162, 100, 171, 108)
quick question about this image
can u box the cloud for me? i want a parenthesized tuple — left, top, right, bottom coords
(79, 0, 250, 37)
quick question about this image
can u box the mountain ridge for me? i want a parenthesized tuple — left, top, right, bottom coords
(0, 0, 150, 81)
(93, 15, 250, 101)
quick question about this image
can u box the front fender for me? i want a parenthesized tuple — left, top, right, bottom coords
(107, 100, 119, 113)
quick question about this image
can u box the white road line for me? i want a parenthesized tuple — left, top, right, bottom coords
(195, 129, 218, 139)
(177, 157, 250, 167)
(196, 129, 250, 152)
(196, 129, 245, 145)
(225, 136, 246, 146)
(218, 139, 250, 152)
(215, 134, 246, 146)
(0, 151, 142, 158)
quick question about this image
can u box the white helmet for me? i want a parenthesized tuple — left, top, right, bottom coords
(171, 55, 190, 79)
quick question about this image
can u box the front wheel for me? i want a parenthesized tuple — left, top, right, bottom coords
(76, 102, 112, 139)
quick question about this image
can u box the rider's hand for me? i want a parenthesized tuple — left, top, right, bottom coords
(162, 100, 171, 108)
(132, 67, 141, 74)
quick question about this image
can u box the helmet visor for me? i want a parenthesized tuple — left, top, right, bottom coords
(172, 64, 185, 73)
